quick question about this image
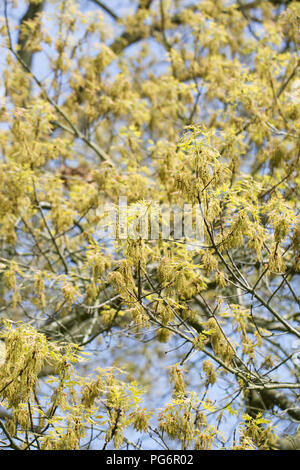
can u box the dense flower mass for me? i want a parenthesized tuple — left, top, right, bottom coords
(0, 0, 299, 450)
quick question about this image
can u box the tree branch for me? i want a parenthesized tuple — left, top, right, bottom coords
(17, 0, 45, 69)
(89, 0, 118, 21)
